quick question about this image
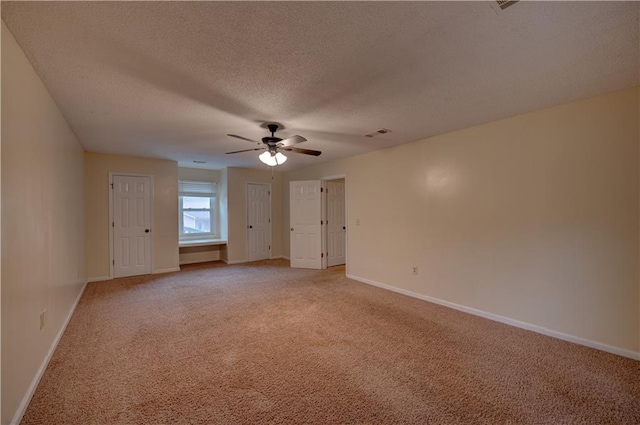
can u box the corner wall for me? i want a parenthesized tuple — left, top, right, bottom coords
(284, 87, 640, 356)
(84, 153, 179, 280)
(1, 22, 86, 424)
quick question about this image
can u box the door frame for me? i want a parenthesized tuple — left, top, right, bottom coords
(321, 174, 347, 271)
(245, 182, 272, 262)
(109, 172, 155, 279)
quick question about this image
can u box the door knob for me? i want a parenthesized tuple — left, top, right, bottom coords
(290, 227, 294, 231)
(248, 225, 253, 229)
(145, 229, 150, 233)
(343, 226, 346, 230)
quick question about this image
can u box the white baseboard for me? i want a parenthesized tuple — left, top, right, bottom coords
(221, 259, 246, 265)
(222, 257, 288, 265)
(87, 276, 110, 283)
(346, 274, 640, 361)
(179, 259, 222, 265)
(153, 267, 181, 274)
(11, 281, 88, 425)
(90, 268, 181, 280)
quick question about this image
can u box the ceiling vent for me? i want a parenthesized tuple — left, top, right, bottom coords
(491, 0, 519, 14)
(364, 128, 392, 138)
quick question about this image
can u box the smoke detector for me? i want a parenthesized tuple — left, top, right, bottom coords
(364, 128, 392, 138)
(491, 0, 519, 14)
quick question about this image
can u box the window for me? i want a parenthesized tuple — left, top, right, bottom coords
(179, 181, 217, 239)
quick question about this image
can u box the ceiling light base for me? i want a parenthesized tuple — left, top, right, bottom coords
(259, 151, 287, 166)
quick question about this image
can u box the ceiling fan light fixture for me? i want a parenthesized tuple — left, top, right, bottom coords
(228, 124, 319, 164)
(275, 152, 287, 165)
(259, 151, 287, 166)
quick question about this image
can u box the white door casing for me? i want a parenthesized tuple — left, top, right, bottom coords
(290, 180, 322, 269)
(247, 183, 271, 262)
(112, 175, 152, 278)
(326, 180, 346, 267)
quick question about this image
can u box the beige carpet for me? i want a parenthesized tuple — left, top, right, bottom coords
(22, 259, 640, 424)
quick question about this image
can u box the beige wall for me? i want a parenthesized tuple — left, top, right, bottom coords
(85, 153, 179, 279)
(1, 22, 86, 424)
(178, 167, 220, 182)
(178, 167, 222, 264)
(284, 87, 640, 354)
(226, 167, 283, 263)
(179, 245, 222, 265)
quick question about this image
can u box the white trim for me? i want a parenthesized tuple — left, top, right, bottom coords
(179, 259, 221, 266)
(87, 276, 111, 283)
(108, 174, 113, 279)
(223, 256, 288, 263)
(11, 281, 88, 425)
(179, 239, 226, 248)
(321, 175, 347, 270)
(153, 267, 181, 274)
(321, 173, 347, 181)
(109, 173, 155, 279)
(346, 274, 640, 361)
(222, 259, 247, 265)
(178, 180, 219, 240)
(321, 180, 327, 269)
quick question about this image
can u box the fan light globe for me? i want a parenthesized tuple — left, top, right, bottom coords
(259, 151, 287, 166)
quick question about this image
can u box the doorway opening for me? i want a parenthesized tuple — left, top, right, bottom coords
(289, 175, 347, 271)
(322, 177, 346, 269)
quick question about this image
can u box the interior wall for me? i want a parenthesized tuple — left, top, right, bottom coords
(226, 167, 283, 263)
(179, 245, 221, 265)
(1, 22, 86, 424)
(178, 167, 221, 182)
(85, 153, 179, 279)
(284, 87, 640, 355)
(178, 167, 222, 264)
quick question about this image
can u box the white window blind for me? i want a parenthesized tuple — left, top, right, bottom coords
(178, 180, 218, 238)
(178, 181, 216, 197)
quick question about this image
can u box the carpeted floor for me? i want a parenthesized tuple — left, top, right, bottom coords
(22, 259, 640, 424)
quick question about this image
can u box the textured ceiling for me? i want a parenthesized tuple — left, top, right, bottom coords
(2, 1, 639, 171)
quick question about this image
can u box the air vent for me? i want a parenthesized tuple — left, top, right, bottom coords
(364, 128, 392, 138)
(193, 160, 206, 164)
(496, 0, 518, 10)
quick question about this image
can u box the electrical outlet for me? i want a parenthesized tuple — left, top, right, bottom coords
(39, 309, 47, 330)
(412, 267, 418, 275)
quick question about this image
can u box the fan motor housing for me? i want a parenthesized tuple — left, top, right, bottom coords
(262, 137, 282, 145)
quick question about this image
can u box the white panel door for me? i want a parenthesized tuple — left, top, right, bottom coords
(247, 183, 271, 262)
(113, 175, 152, 278)
(326, 180, 346, 267)
(290, 180, 322, 269)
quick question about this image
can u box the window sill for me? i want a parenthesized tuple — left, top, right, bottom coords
(179, 238, 227, 248)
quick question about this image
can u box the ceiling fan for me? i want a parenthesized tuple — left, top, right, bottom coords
(226, 124, 321, 166)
